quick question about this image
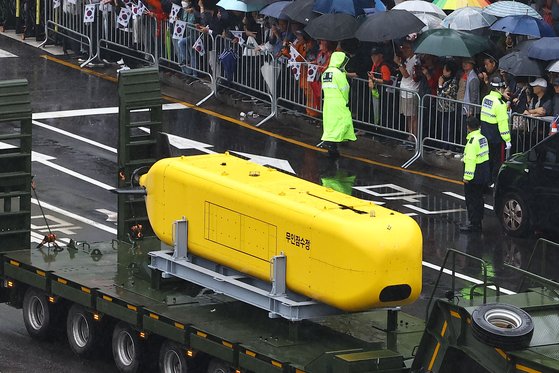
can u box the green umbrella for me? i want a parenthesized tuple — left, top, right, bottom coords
(413, 28, 489, 57)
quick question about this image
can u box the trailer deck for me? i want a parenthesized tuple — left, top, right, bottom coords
(1, 237, 424, 372)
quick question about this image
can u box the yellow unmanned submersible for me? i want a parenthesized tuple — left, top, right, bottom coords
(139, 153, 422, 312)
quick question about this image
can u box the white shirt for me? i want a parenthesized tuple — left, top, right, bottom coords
(400, 54, 420, 98)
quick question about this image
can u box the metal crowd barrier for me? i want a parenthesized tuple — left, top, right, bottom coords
(421, 94, 482, 158)
(276, 61, 323, 121)
(157, 22, 216, 106)
(39, 0, 99, 67)
(97, 5, 156, 66)
(349, 77, 422, 167)
(213, 35, 277, 126)
(509, 113, 553, 154)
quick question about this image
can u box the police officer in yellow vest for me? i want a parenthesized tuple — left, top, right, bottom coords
(321, 51, 356, 158)
(480, 76, 511, 184)
(460, 117, 490, 233)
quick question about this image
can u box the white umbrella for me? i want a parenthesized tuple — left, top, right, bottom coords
(393, 0, 447, 19)
(217, 0, 268, 12)
(415, 13, 444, 32)
(547, 60, 559, 73)
(482, 1, 542, 19)
(443, 6, 497, 30)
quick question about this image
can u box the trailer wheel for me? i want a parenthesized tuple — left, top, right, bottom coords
(471, 303, 534, 350)
(159, 340, 188, 373)
(112, 322, 144, 373)
(66, 304, 100, 357)
(207, 359, 230, 373)
(22, 287, 51, 340)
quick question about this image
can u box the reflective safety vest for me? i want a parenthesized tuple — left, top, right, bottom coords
(463, 129, 490, 182)
(480, 90, 511, 143)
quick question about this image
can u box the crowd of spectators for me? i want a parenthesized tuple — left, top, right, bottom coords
(3, 0, 559, 151)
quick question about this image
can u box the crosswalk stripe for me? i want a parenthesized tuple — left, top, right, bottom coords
(0, 48, 18, 58)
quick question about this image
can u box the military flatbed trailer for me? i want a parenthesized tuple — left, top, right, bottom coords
(2, 72, 559, 373)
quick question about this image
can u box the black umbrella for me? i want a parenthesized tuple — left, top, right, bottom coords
(499, 51, 544, 77)
(355, 9, 425, 42)
(283, 0, 319, 24)
(304, 13, 360, 41)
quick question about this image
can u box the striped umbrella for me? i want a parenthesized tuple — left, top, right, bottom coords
(433, 0, 490, 11)
(442, 7, 496, 30)
(482, 1, 542, 19)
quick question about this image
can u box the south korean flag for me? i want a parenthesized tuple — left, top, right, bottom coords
(173, 20, 186, 40)
(192, 34, 205, 56)
(117, 7, 132, 28)
(132, 2, 148, 19)
(230, 30, 245, 45)
(307, 63, 318, 82)
(67, 0, 77, 5)
(123, 0, 133, 9)
(53, 0, 61, 9)
(169, 3, 181, 24)
(83, 4, 96, 23)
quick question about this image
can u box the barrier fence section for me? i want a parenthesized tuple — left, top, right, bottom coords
(157, 22, 216, 106)
(40, 0, 99, 67)
(509, 113, 553, 155)
(350, 77, 422, 168)
(213, 35, 277, 126)
(421, 94, 482, 158)
(276, 60, 323, 122)
(97, 5, 157, 67)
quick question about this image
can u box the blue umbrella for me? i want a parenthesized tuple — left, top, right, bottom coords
(527, 37, 559, 61)
(259, 1, 292, 19)
(490, 15, 555, 38)
(313, 0, 374, 16)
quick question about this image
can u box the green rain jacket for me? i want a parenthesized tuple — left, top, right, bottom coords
(321, 52, 356, 143)
(463, 129, 490, 183)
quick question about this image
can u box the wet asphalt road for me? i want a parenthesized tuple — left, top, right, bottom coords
(0, 33, 548, 372)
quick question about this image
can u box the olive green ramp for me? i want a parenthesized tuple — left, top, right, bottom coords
(117, 68, 166, 241)
(0, 79, 32, 253)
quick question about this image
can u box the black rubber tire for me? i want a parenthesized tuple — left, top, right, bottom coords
(112, 322, 144, 373)
(471, 303, 534, 350)
(207, 359, 230, 373)
(497, 192, 531, 237)
(22, 287, 52, 340)
(66, 304, 99, 357)
(159, 340, 188, 373)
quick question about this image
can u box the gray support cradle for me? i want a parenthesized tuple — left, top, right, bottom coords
(148, 219, 344, 321)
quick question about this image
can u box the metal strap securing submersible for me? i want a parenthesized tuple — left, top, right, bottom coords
(32, 179, 62, 251)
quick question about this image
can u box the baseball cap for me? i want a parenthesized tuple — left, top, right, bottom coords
(529, 78, 548, 88)
(490, 76, 505, 88)
(370, 46, 383, 55)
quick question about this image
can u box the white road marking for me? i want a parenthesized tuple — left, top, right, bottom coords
(32, 103, 188, 120)
(404, 205, 465, 215)
(32, 198, 117, 235)
(443, 191, 494, 211)
(232, 152, 295, 174)
(422, 260, 515, 295)
(96, 208, 118, 222)
(164, 133, 215, 153)
(32, 150, 113, 190)
(0, 48, 17, 58)
(33, 120, 117, 153)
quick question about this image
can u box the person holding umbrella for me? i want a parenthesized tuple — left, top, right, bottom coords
(394, 41, 420, 143)
(480, 76, 512, 184)
(320, 51, 357, 158)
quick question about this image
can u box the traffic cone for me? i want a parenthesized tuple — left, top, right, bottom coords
(550, 120, 558, 136)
